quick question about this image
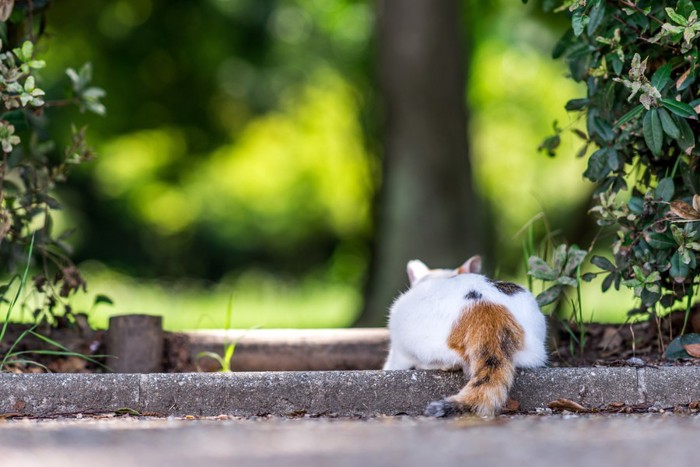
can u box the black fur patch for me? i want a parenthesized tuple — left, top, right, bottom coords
(484, 356, 501, 369)
(470, 375, 490, 387)
(465, 290, 482, 300)
(487, 278, 524, 296)
(499, 328, 519, 358)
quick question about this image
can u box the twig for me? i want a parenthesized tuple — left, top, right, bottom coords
(616, 0, 665, 26)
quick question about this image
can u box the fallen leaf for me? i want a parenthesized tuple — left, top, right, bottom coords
(598, 327, 623, 351)
(683, 343, 700, 358)
(548, 399, 589, 413)
(503, 398, 520, 413)
(47, 356, 88, 373)
(693, 195, 700, 213)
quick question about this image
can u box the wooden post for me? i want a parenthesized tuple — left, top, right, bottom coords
(106, 314, 164, 373)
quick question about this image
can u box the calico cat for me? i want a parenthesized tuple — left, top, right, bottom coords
(383, 255, 547, 417)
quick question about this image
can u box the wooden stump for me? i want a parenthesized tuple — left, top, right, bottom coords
(106, 314, 163, 373)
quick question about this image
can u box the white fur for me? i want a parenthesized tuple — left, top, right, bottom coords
(384, 263, 547, 371)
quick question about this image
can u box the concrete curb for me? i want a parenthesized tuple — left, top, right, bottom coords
(185, 328, 389, 371)
(1, 367, 699, 417)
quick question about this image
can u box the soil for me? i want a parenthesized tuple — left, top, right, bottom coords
(2, 308, 700, 373)
(0, 319, 193, 373)
(549, 307, 700, 367)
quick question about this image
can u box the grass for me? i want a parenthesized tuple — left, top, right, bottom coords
(1, 238, 109, 371)
(3, 259, 640, 335)
(62, 262, 362, 331)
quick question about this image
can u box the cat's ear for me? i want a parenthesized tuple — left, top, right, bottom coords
(407, 260, 430, 285)
(457, 255, 482, 274)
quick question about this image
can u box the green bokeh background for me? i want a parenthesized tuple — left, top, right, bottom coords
(17, 0, 634, 329)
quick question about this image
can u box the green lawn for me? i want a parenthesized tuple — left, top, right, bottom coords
(3, 261, 647, 332)
(59, 263, 362, 331)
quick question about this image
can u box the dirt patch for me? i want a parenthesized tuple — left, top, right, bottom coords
(0, 321, 194, 373)
(550, 308, 700, 367)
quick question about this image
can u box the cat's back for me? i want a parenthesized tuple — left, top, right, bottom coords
(388, 273, 490, 339)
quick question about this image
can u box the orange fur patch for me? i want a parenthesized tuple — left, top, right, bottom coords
(446, 301, 525, 417)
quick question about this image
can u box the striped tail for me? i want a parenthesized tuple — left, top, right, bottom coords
(425, 301, 525, 418)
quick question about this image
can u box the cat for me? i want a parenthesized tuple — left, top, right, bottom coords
(383, 255, 547, 417)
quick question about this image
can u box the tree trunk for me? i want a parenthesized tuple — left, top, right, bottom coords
(356, 0, 484, 326)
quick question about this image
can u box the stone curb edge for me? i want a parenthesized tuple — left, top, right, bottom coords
(1, 367, 699, 417)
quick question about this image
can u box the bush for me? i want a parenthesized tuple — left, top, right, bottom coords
(526, 0, 700, 325)
(0, 2, 104, 321)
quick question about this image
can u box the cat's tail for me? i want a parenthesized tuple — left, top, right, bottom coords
(425, 301, 525, 418)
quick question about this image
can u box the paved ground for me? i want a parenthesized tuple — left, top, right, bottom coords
(2, 414, 699, 467)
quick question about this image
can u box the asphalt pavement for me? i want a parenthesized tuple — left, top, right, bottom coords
(2, 414, 699, 467)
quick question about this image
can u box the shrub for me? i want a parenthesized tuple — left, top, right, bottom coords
(526, 1, 700, 327)
(0, 2, 105, 321)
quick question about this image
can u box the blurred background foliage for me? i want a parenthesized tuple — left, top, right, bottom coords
(27, 0, 629, 330)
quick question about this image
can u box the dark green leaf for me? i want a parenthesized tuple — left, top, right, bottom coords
(676, 0, 695, 17)
(658, 107, 680, 139)
(661, 98, 697, 119)
(641, 288, 661, 307)
(660, 294, 675, 308)
(670, 250, 690, 281)
(651, 62, 672, 91)
(601, 272, 617, 292)
(609, 54, 623, 75)
(665, 335, 689, 360)
(581, 272, 596, 282)
(572, 10, 589, 37)
(565, 98, 589, 111)
(606, 147, 621, 171)
(535, 285, 564, 307)
(587, 0, 605, 35)
(615, 104, 644, 127)
(552, 30, 575, 60)
(590, 117, 614, 142)
(93, 294, 114, 306)
(674, 114, 695, 154)
(645, 232, 676, 249)
(628, 196, 644, 214)
(642, 109, 663, 156)
(655, 177, 675, 202)
(538, 135, 560, 157)
(591, 255, 615, 271)
(1, 109, 28, 131)
(583, 148, 609, 182)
